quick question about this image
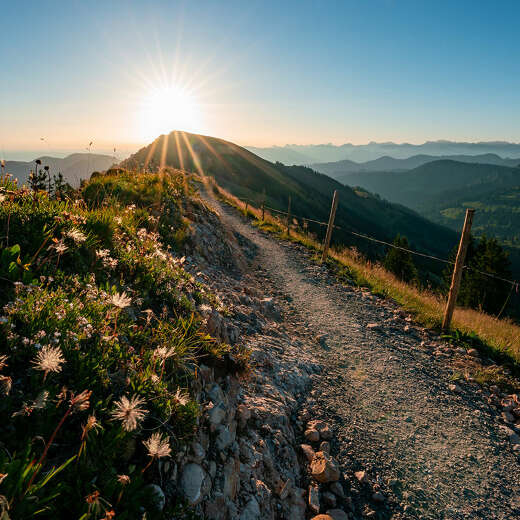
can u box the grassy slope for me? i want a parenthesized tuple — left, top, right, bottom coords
(0, 170, 239, 519)
(211, 181, 520, 379)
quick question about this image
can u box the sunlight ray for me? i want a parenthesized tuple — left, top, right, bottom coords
(180, 131, 205, 177)
(144, 138, 159, 171)
(174, 131, 185, 171)
(160, 132, 169, 170)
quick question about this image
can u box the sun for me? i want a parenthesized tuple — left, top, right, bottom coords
(139, 85, 201, 142)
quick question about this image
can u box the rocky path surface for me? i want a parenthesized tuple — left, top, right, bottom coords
(203, 193, 520, 520)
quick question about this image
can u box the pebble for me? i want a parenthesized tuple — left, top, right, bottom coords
(305, 429, 320, 442)
(300, 443, 316, 462)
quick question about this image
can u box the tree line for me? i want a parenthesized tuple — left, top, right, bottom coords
(384, 234, 514, 316)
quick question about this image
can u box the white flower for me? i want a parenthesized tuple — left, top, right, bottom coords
(111, 395, 147, 431)
(65, 228, 87, 244)
(143, 432, 171, 459)
(32, 345, 65, 377)
(173, 388, 189, 407)
(153, 346, 176, 361)
(111, 292, 132, 309)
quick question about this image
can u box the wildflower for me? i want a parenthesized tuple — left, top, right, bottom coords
(71, 390, 92, 412)
(111, 395, 147, 431)
(143, 432, 171, 459)
(173, 388, 189, 407)
(153, 346, 176, 361)
(142, 309, 154, 325)
(111, 292, 132, 309)
(32, 345, 65, 379)
(50, 239, 68, 255)
(86, 490, 100, 504)
(65, 228, 87, 244)
(101, 510, 116, 520)
(102, 257, 118, 269)
(0, 354, 8, 371)
(95, 248, 110, 259)
(117, 474, 131, 486)
(81, 415, 101, 441)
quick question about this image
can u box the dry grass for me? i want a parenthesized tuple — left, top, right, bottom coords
(211, 179, 520, 364)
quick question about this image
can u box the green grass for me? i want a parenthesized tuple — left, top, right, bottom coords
(0, 169, 238, 519)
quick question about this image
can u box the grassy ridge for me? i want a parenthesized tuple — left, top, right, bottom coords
(0, 169, 236, 519)
(210, 180, 520, 371)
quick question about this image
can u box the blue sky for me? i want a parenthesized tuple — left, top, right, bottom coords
(1, 0, 519, 159)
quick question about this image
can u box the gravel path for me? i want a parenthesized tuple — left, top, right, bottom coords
(205, 193, 520, 519)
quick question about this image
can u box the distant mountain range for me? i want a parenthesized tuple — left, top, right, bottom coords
(4, 153, 116, 188)
(121, 132, 458, 277)
(314, 153, 520, 178)
(248, 141, 520, 164)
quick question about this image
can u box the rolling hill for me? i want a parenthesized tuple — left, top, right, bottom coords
(4, 153, 117, 188)
(331, 160, 520, 276)
(120, 131, 459, 277)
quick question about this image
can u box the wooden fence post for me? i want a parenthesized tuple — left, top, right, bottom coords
(245, 200, 248, 215)
(321, 190, 339, 263)
(442, 208, 475, 331)
(286, 196, 291, 236)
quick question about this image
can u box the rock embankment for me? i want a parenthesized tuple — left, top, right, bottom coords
(168, 196, 353, 518)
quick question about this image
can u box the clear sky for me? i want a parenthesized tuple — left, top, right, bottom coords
(1, 0, 519, 159)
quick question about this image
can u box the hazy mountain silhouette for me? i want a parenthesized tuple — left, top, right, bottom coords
(4, 153, 117, 187)
(248, 141, 520, 164)
(314, 153, 520, 178)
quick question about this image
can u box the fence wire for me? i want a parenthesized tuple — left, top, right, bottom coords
(238, 196, 520, 290)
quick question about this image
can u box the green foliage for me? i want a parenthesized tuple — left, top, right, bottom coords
(383, 235, 418, 283)
(445, 236, 513, 315)
(0, 170, 231, 518)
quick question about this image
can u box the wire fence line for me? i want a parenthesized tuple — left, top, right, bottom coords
(237, 196, 520, 290)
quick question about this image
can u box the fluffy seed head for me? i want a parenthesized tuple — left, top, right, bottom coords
(111, 291, 132, 309)
(65, 228, 87, 244)
(111, 394, 147, 431)
(143, 432, 171, 459)
(32, 345, 65, 376)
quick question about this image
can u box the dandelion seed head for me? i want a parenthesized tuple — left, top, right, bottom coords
(32, 345, 65, 375)
(111, 394, 147, 431)
(143, 432, 171, 459)
(111, 292, 132, 309)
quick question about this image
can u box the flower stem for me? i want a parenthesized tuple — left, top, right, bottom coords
(25, 405, 72, 492)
